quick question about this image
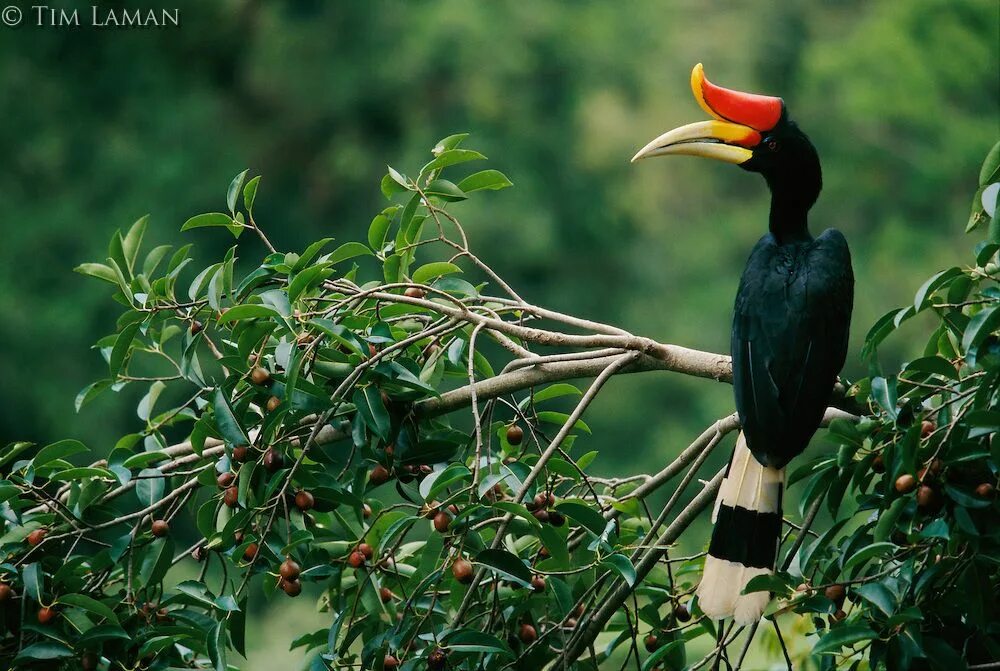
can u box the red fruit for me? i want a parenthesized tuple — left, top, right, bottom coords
(451, 559, 474, 585)
(384, 654, 399, 670)
(895, 474, 917, 494)
(929, 458, 944, 477)
(644, 634, 659, 652)
(547, 511, 565, 527)
(217, 471, 235, 488)
(27, 529, 46, 547)
(243, 543, 259, 561)
(433, 511, 451, 533)
(538, 547, 550, 559)
(518, 623, 537, 644)
(190, 320, 203, 335)
(263, 448, 284, 472)
(0, 583, 13, 601)
(404, 286, 426, 299)
(281, 578, 302, 597)
(232, 445, 249, 463)
(294, 490, 315, 512)
(37, 606, 57, 624)
(348, 551, 366, 569)
(447, 504, 459, 515)
(358, 543, 374, 559)
(370, 465, 391, 486)
(824, 584, 846, 604)
(976, 482, 996, 499)
(379, 587, 393, 603)
(921, 420, 936, 438)
(831, 609, 847, 622)
(532, 509, 549, 524)
(530, 575, 546, 593)
(506, 424, 524, 446)
(675, 603, 691, 622)
(251, 367, 272, 386)
(368, 343, 378, 358)
(363, 503, 372, 519)
(265, 395, 281, 412)
(224, 486, 240, 507)
(532, 493, 546, 509)
(151, 520, 169, 537)
(280, 558, 301, 581)
(427, 648, 447, 670)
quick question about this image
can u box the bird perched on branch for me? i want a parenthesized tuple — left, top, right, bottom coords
(632, 64, 854, 624)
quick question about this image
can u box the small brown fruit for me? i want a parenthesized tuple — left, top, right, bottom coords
(872, 454, 885, 473)
(644, 634, 659, 652)
(27, 529, 46, 547)
(929, 458, 944, 477)
(920, 420, 936, 438)
(379, 587, 394, 603)
(895, 474, 917, 494)
(404, 286, 426, 299)
(363, 503, 372, 519)
(368, 343, 378, 358)
(358, 543, 374, 559)
(348, 551, 366, 569)
(250, 367, 272, 386)
(451, 558, 474, 584)
(190, 320, 203, 335)
(506, 424, 524, 446)
(675, 603, 691, 622)
(151, 520, 169, 537)
(433, 511, 451, 533)
(243, 543, 259, 561)
(0, 583, 13, 601)
(294, 490, 315, 512)
(280, 558, 301, 581)
(547, 511, 565, 527)
(831, 609, 847, 622)
(532, 509, 550, 524)
(81, 651, 99, 671)
(824, 584, 846, 604)
(370, 464, 391, 486)
(532, 493, 546, 509)
(217, 471, 235, 488)
(427, 647, 447, 670)
(538, 547, 550, 559)
(281, 578, 302, 597)
(917, 485, 940, 511)
(192, 546, 207, 562)
(265, 395, 281, 412)
(565, 617, 578, 629)
(224, 486, 240, 507)
(37, 606, 57, 624)
(263, 448, 284, 472)
(232, 445, 249, 463)
(975, 482, 996, 499)
(518, 623, 537, 644)
(384, 654, 399, 670)
(530, 575, 546, 593)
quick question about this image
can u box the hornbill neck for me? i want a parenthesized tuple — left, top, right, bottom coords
(768, 194, 812, 244)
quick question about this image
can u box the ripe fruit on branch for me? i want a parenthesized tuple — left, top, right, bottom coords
(358, 543, 374, 559)
(506, 424, 524, 445)
(294, 490, 315, 511)
(871, 454, 885, 473)
(265, 395, 281, 412)
(151, 520, 169, 537)
(223, 486, 240, 507)
(644, 634, 659, 652)
(530, 575, 546, 593)
(263, 447, 284, 472)
(27, 529, 47, 547)
(0, 583, 13, 601)
(250, 367, 271, 386)
(917, 485, 941, 512)
(190, 320, 203, 335)
(243, 543, 259, 561)
(433, 511, 451, 533)
(518, 623, 537, 644)
(451, 558, 473, 584)
(895, 474, 917, 494)
(383, 654, 399, 670)
(379, 587, 394, 603)
(37, 606, 57, 624)
(824, 584, 846, 604)
(348, 551, 366, 569)
(404, 286, 426, 299)
(975, 482, 996, 499)
(547, 511, 565, 527)
(279, 558, 301, 581)
(674, 603, 691, 622)
(427, 648, 447, 670)
(232, 445, 250, 462)
(920, 420, 936, 438)
(370, 465, 391, 486)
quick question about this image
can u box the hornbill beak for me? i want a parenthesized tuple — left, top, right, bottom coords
(630, 63, 783, 165)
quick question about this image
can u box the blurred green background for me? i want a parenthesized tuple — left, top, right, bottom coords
(1, 0, 996, 666)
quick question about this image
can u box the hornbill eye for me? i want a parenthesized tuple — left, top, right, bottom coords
(766, 138, 780, 152)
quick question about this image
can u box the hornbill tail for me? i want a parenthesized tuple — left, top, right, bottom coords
(696, 432, 784, 624)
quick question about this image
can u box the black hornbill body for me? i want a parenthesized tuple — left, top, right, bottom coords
(633, 65, 854, 623)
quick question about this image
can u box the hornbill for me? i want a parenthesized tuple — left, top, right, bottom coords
(632, 64, 854, 624)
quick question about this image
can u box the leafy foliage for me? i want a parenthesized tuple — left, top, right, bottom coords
(2, 138, 999, 670)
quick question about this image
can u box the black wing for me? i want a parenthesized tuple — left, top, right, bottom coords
(731, 229, 854, 469)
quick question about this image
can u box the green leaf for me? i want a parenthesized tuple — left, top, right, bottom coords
(913, 268, 962, 312)
(422, 463, 473, 500)
(217, 304, 281, 324)
(244, 175, 261, 213)
(902, 356, 960, 381)
(444, 630, 514, 657)
(181, 212, 237, 232)
(368, 214, 392, 251)
(354, 387, 391, 442)
(59, 593, 120, 624)
(537, 411, 592, 435)
(812, 624, 875, 655)
(962, 306, 1000, 353)
(328, 242, 374, 265)
(209, 620, 228, 671)
(457, 169, 513, 193)
(227, 169, 250, 214)
(412, 261, 462, 285)
(109, 321, 142, 376)
(32, 439, 87, 469)
(135, 468, 164, 508)
(554, 501, 608, 536)
(600, 553, 636, 587)
(979, 140, 1000, 186)
(74, 262, 118, 284)
(49, 467, 113, 481)
(421, 149, 486, 175)
(475, 548, 532, 588)
(424, 179, 467, 201)
(288, 264, 334, 304)
(137, 537, 174, 588)
(121, 215, 149, 272)
(842, 542, 897, 573)
(212, 388, 251, 446)
(432, 133, 469, 155)
(533, 383, 582, 403)
(14, 643, 74, 662)
(854, 582, 896, 616)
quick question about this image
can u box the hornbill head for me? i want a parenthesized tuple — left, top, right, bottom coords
(632, 64, 821, 211)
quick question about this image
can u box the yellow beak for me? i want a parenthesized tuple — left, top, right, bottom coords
(630, 120, 758, 165)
